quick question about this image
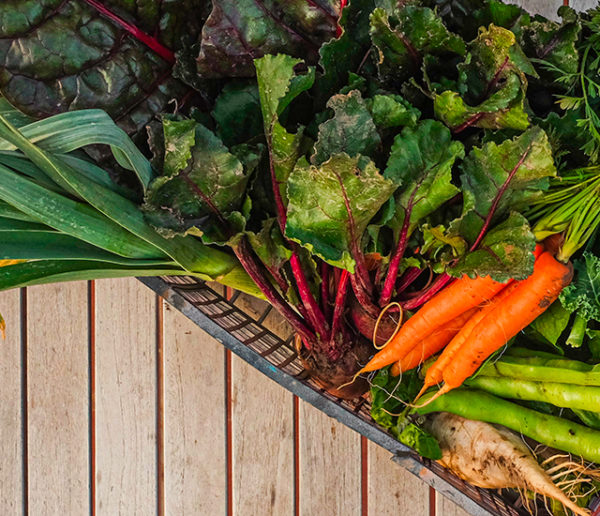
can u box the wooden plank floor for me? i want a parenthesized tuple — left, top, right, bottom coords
(0, 278, 470, 515)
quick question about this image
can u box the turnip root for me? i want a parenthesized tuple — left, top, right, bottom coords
(424, 412, 590, 516)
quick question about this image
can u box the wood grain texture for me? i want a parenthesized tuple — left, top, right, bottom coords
(27, 283, 89, 514)
(570, 0, 598, 11)
(513, 0, 563, 19)
(0, 289, 22, 514)
(299, 401, 361, 516)
(437, 492, 471, 516)
(368, 442, 429, 515)
(163, 302, 226, 515)
(231, 357, 294, 515)
(94, 278, 158, 515)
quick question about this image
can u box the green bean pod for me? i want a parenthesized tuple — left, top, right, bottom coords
(478, 360, 600, 385)
(500, 351, 593, 372)
(465, 375, 600, 412)
(416, 389, 600, 463)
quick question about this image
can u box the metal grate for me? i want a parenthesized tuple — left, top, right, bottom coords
(141, 275, 542, 516)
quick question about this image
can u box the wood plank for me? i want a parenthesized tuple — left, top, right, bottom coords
(514, 0, 562, 19)
(436, 493, 471, 516)
(570, 0, 597, 11)
(0, 289, 22, 513)
(231, 356, 294, 515)
(94, 278, 158, 515)
(27, 283, 90, 514)
(228, 293, 294, 515)
(299, 401, 361, 516)
(368, 442, 429, 515)
(162, 301, 226, 515)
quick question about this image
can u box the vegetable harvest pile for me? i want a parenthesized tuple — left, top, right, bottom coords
(3, 0, 600, 513)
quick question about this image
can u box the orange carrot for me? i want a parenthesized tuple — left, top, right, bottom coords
(433, 252, 573, 401)
(416, 281, 522, 395)
(360, 274, 510, 373)
(390, 308, 478, 376)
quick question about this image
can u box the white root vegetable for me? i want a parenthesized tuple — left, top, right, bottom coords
(424, 412, 590, 516)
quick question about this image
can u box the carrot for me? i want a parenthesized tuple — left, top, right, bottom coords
(415, 281, 522, 397)
(359, 274, 510, 374)
(431, 252, 573, 401)
(390, 307, 478, 376)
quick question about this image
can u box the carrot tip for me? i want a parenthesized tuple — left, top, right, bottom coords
(411, 384, 451, 409)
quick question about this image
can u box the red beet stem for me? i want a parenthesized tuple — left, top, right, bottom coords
(400, 273, 453, 311)
(330, 270, 350, 341)
(84, 0, 175, 64)
(379, 187, 418, 307)
(469, 141, 534, 252)
(351, 273, 380, 318)
(320, 262, 332, 320)
(233, 238, 316, 346)
(396, 267, 424, 295)
(290, 254, 330, 339)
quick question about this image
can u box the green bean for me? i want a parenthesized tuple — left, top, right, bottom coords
(416, 389, 600, 463)
(478, 360, 600, 385)
(501, 349, 593, 371)
(465, 376, 600, 412)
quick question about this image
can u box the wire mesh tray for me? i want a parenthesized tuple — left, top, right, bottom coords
(140, 275, 540, 516)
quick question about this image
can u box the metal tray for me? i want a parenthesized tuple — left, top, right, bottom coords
(140, 275, 539, 516)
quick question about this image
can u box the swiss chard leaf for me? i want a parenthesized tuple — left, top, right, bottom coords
(0, 0, 200, 141)
(384, 120, 463, 237)
(255, 54, 315, 207)
(312, 90, 380, 165)
(195, 0, 340, 78)
(451, 126, 556, 245)
(143, 119, 254, 242)
(246, 218, 292, 284)
(285, 154, 396, 272)
(317, 0, 377, 105)
(212, 82, 263, 147)
(520, 6, 581, 83)
(369, 6, 465, 85)
(365, 94, 421, 130)
(434, 25, 535, 131)
(448, 211, 536, 282)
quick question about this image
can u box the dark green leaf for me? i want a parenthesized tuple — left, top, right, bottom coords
(370, 6, 465, 85)
(520, 6, 581, 81)
(0, 0, 197, 140)
(247, 218, 292, 280)
(143, 120, 252, 242)
(370, 367, 421, 429)
(560, 252, 600, 323)
(452, 126, 556, 244)
(385, 120, 462, 236)
(286, 154, 396, 272)
(525, 300, 571, 348)
(255, 54, 315, 206)
(449, 212, 536, 282)
(317, 0, 377, 103)
(312, 90, 380, 165)
(195, 0, 339, 78)
(0, 231, 175, 266)
(434, 25, 535, 131)
(365, 94, 421, 130)
(212, 82, 263, 147)
(395, 423, 442, 460)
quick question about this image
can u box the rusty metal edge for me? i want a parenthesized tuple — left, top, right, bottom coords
(139, 276, 495, 516)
